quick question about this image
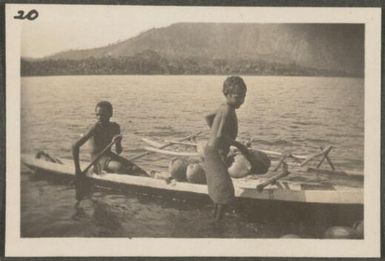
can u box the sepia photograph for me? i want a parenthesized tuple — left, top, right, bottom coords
(5, 4, 381, 257)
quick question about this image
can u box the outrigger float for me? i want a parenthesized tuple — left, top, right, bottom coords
(22, 132, 363, 207)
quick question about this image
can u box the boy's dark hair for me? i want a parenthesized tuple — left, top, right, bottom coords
(223, 76, 247, 95)
(95, 100, 113, 117)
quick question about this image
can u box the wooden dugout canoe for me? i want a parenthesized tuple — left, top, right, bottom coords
(21, 153, 363, 206)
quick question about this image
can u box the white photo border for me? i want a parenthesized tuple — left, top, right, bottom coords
(5, 4, 382, 257)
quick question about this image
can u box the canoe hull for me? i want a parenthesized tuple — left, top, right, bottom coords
(21, 154, 363, 206)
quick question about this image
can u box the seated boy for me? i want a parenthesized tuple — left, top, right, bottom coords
(203, 76, 256, 221)
(72, 101, 141, 176)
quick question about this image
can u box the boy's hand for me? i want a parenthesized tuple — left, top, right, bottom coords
(113, 134, 122, 143)
(243, 151, 260, 174)
(233, 141, 249, 156)
(115, 145, 122, 154)
(113, 135, 123, 154)
(234, 143, 257, 173)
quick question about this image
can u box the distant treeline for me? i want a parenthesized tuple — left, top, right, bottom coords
(21, 50, 362, 77)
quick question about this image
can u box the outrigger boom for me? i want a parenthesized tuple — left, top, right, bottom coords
(21, 133, 363, 206)
(141, 137, 356, 176)
(146, 137, 307, 160)
(144, 146, 200, 157)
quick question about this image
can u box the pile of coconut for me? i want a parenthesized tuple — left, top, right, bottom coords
(280, 220, 364, 239)
(168, 148, 271, 184)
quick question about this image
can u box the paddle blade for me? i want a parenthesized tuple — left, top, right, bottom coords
(75, 175, 93, 202)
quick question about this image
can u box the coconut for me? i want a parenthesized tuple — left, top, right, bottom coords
(186, 163, 207, 184)
(228, 153, 251, 178)
(168, 158, 188, 181)
(249, 149, 271, 174)
(323, 226, 354, 239)
(280, 234, 301, 238)
(228, 149, 271, 178)
(352, 220, 364, 239)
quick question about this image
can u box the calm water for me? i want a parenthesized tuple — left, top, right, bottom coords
(21, 75, 364, 238)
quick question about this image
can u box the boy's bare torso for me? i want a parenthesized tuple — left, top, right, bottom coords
(88, 122, 120, 157)
(207, 103, 238, 155)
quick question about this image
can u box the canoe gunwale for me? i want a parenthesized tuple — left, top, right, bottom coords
(21, 154, 364, 205)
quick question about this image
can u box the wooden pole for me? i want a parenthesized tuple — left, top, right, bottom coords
(144, 146, 199, 157)
(315, 146, 335, 171)
(130, 131, 201, 161)
(300, 146, 333, 167)
(256, 162, 290, 192)
(316, 146, 327, 169)
(163, 140, 197, 146)
(273, 152, 289, 172)
(325, 155, 335, 170)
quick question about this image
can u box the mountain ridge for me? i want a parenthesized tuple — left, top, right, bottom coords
(22, 23, 364, 77)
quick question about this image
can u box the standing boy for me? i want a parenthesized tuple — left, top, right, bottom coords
(203, 76, 256, 221)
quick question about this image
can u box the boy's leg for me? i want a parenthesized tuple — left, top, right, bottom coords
(215, 204, 225, 221)
(106, 154, 148, 176)
(106, 160, 124, 173)
(213, 203, 218, 217)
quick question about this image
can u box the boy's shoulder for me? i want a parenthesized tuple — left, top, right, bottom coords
(86, 122, 120, 131)
(217, 103, 232, 115)
(109, 121, 120, 128)
(109, 122, 121, 134)
(86, 122, 100, 132)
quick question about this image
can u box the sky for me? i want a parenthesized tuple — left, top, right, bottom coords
(11, 5, 370, 58)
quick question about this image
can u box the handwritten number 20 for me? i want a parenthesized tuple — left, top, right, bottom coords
(14, 10, 39, 20)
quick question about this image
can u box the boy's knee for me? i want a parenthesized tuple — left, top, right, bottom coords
(107, 160, 123, 173)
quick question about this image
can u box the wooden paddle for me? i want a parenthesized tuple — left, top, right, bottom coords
(74, 132, 201, 201)
(74, 137, 119, 202)
(79, 137, 119, 176)
(76, 132, 201, 177)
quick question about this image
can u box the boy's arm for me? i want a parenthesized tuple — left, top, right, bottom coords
(231, 140, 249, 155)
(213, 108, 235, 145)
(72, 126, 95, 175)
(205, 113, 216, 128)
(231, 141, 260, 172)
(208, 108, 253, 163)
(114, 123, 122, 154)
(214, 110, 255, 169)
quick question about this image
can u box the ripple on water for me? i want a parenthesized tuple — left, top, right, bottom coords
(20, 75, 364, 238)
